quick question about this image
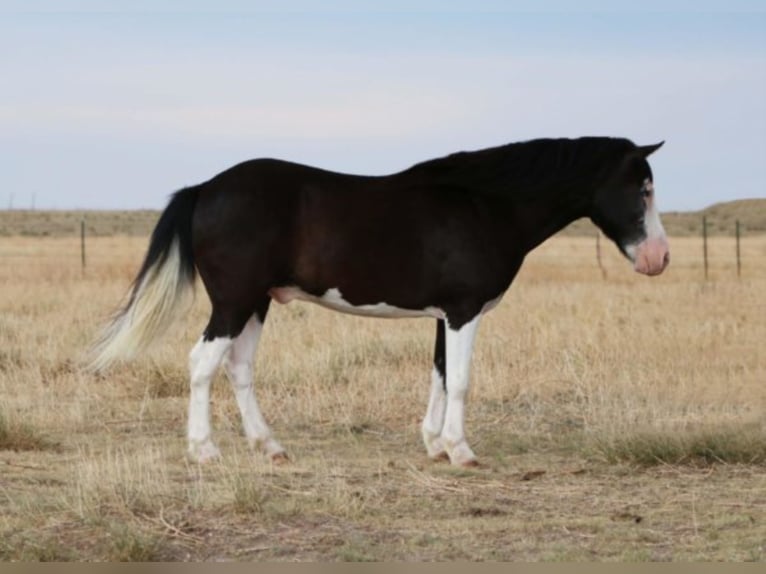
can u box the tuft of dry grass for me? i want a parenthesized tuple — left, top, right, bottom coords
(589, 424, 766, 467)
(227, 470, 269, 515)
(68, 444, 175, 519)
(0, 230, 765, 560)
(0, 408, 59, 452)
(104, 523, 166, 562)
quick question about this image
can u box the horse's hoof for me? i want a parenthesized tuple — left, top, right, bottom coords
(460, 458, 484, 469)
(430, 451, 450, 463)
(188, 441, 222, 464)
(270, 451, 290, 465)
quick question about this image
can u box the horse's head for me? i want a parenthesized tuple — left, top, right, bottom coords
(590, 141, 670, 276)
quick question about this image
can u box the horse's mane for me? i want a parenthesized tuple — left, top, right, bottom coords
(402, 137, 637, 200)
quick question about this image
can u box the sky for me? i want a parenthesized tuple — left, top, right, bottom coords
(1, 1, 765, 211)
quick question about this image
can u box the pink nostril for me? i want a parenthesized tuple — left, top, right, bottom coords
(663, 251, 670, 267)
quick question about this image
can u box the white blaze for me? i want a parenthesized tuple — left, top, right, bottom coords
(625, 179, 670, 276)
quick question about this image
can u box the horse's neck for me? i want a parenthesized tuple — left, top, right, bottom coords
(478, 187, 592, 257)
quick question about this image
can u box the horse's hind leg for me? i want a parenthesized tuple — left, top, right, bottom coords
(222, 302, 287, 462)
(187, 332, 233, 463)
(187, 303, 258, 462)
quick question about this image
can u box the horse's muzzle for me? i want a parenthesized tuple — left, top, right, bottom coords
(633, 236, 670, 276)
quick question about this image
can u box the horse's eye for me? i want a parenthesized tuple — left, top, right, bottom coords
(640, 180, 654, 199)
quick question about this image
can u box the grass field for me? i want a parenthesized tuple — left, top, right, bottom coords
(1, 227, 765, 561)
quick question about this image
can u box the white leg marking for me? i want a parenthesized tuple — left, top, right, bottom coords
(422, 367, 448, 459)
(187, 336, 232, 462)
(441, 315, 482, 466)
(222, 315, 286, 458)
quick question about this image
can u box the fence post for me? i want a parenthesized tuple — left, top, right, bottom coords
(736, 219, 741, 279)
(81, 217, 86, 275)
(702, 215, 708, 280)
(596, 232, 607, 280)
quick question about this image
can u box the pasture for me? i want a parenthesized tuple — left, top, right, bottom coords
(1, 230, 765, 561)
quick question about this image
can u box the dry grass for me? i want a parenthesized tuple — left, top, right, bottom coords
(0, 408, 59, 452)
(0, 229, 765, 561)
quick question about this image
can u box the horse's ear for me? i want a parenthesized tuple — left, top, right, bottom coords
(637, 141, 664, 158)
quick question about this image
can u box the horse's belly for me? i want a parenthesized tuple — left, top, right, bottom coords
(268, 286, 445, 319)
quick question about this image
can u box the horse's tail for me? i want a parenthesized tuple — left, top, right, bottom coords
(88, 186, 199, 372)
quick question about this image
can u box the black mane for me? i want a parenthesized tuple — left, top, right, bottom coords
(402, 137, 637, 199)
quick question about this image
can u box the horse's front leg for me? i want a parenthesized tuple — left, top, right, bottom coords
(440, 314, 482, 467)
(422, 319, 449, 460)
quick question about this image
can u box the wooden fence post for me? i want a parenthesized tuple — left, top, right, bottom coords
(736, 219, 741, 279)
(81, 217, 86, 275)
(702, 215, 708, 280)
(596, 232, 607, 280)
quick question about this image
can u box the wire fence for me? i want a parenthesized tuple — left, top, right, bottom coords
(1, 212, 762, 281)
(594, 218, 751, 281)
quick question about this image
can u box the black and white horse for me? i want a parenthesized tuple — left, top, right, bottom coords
(91, 137, 669, 466)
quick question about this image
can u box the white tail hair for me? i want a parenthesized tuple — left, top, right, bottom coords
(88, 239, 193, 372)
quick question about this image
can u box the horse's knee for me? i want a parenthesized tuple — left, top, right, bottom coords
(224, 358, 252, 389)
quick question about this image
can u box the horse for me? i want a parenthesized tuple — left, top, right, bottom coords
(90, 137, 669, 467)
